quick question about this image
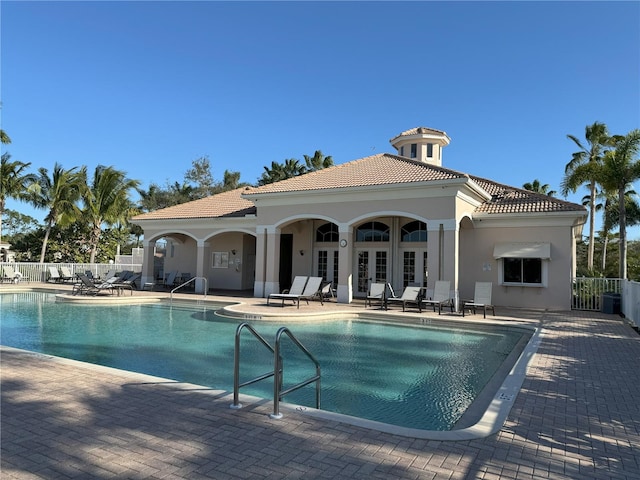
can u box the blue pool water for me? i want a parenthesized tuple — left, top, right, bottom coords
(0, 292, 528, 430)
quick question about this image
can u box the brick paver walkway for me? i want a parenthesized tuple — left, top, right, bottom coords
(2, 309, 639, 479)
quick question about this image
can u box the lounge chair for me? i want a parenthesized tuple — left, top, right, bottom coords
(2, 265, 24, 283)
(385, 285, 423, 312)
(422, 280, 454, 315)
(103, 269, 117, 281)
(320, 281, 335, 301)
(112, 273, 141, 295)
(162, 270, 178, 290)
(59, 266, 75, 283)
(48, 266, 62, 283)
(72, 274, 116, 296)
(366, 282, 386, 308)
(267, 276, 308, 307)
(268, 276, 324, 308)
(462, 282, 495, 318)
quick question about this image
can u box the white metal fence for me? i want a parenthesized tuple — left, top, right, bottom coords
(573, 276, 640, 328)
(571, 277, 623, 311)
(0, 262, 142, 283)
(622, 280, 640, 328)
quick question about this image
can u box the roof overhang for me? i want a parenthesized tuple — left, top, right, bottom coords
(493, 242, 551, 259)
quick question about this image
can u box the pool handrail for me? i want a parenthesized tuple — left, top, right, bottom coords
(270, 326, 321, 420)
(170, 276, 208, 302)
(230, 322, 277, 409)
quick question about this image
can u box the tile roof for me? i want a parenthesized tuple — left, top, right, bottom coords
(132, 187, 256, 221)
(469, 175, 585, 214)
(245, 154, 585, 215)
(243, 154, 465, 194)
(133, 154, 586, 221)
(390, 126, 449, 141)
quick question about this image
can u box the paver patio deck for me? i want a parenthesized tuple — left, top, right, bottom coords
(1, 286, 639, 479)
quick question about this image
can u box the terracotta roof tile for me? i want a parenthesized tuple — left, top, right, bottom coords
(132, 187, 256, 221)
(468, 175, 585, 214)
(245, 154, 464, 194)
(133, 154, 586, 221)
(390, 126, 449, 141)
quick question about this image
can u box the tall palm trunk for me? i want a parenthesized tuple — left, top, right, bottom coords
(619, 188, 627, 279)
(39, 219, 54, 263)
(587, 184, 596, 270)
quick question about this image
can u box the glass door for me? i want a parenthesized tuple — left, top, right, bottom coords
(355, 249, 388, 296)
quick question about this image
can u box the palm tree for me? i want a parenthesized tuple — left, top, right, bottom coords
(303, 150, 333, 172)
(561, 122, 611, 270)
(83, 165, 140, 263)
(522, 179, 557, 196)
(0, 129, 11, 144)
(598, 129, 640, 279)
(30, 164, 86, 263)
(258, 159, 306, 185)
(0, 153, 37, 243)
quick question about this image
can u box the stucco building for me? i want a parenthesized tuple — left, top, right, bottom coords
(132, 127, 587, 310)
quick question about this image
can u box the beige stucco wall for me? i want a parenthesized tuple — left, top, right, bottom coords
(459, 223, 575, 310)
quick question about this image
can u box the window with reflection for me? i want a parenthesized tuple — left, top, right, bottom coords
(401, 221, 427, 242)
(356, 221, 390, 242)
(316, 222, 339, 242)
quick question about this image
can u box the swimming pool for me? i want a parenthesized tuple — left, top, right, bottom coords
(0, 291, 532, 432)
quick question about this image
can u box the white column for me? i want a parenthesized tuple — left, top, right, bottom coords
(337, 226, 353, 304)
(195, 240, 209, 294)
(254, 226, 281, 297)
(141, 239, 156, 288)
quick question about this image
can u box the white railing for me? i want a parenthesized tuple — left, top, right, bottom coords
(622, 280, 640, 328)
(0, 262, 143, 284)
(572, 277, 623, 311)
(573, 277, 640, 328)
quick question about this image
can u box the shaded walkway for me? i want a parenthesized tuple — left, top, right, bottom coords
(2, 309, 640, 479)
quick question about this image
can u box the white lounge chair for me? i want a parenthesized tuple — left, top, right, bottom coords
(59, 266, 75, 283)
(268, 276, 324, 308)
(422, 280, 453, 314)
(462, 282, 495, 318)
(385, 285, 423, 312)
(366, 282, 386, 308)
(48, 266, 62, 283)
(267, 276, 308, 306)
(2, 265, 24, 283)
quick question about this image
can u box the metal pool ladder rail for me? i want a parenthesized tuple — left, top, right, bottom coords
(170, 277, 208, 303)
(230, 323, 321, 420)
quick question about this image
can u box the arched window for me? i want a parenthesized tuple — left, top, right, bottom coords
(316, 222, 339, 242)
(356, 221, 390, 242)
(401, 221, 428, 242)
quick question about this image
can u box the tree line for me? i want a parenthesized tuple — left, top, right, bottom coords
(0, 128, 333, 263)
(3, 123, 639, 278)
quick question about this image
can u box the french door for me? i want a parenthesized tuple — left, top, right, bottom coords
(354, 249, 389, 296)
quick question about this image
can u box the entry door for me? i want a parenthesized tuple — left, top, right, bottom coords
(400, 249, 428, 288)
(354, 249, 389, 296)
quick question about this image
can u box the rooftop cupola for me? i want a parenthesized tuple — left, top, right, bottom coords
(389, 127, 451, 167)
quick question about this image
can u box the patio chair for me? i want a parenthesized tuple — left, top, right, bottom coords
(72, 274, 115, 296)
(48, 266, 62, 283)
(59, 266, 75, 283)
(366, 282, 386, 308)
(320, 281, 336, 301)
(268, 276, 324, 308)
(385, 285, 423, 312)
(162, 270, 178, 290)
(112, 273, 141, 295)
(103, 269, 117, 281)
(2, 265, 24, 283)
(422, 280, 454, 315)
(267, 276, 308, 307)
(462, 282, 495, 318)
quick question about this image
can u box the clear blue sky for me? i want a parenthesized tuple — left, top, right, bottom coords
(2, 1, 639, 237)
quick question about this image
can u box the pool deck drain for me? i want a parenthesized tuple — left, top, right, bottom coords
(2, 285, 640, 479)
